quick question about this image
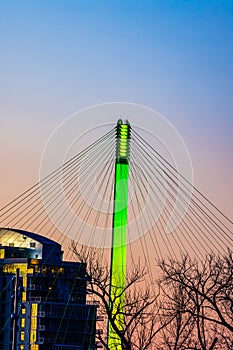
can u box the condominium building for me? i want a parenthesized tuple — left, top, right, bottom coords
(0, 228, 97, 350)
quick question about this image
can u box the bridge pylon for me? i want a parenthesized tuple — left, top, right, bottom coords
(107, 119, 131, 349)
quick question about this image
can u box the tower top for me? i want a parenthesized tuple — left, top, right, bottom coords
(115, 119, 131, 164)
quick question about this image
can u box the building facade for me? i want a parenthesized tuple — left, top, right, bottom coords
(0, 228, 97, 350)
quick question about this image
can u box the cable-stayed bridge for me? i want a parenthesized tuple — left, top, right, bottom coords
(0, 121, 231, 262)
(0, 120, 232, 349)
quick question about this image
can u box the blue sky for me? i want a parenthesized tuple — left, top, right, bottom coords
(0, 1, 232, 217)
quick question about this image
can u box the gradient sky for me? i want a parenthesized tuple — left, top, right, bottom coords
(0, 1, 232, 219)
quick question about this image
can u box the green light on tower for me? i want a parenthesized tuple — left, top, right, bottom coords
(107, 119, 131, 349)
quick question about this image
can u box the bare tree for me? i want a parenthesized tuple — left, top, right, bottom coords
(71, 242, 233, 349)
(157, 282, 198, 349)
(71, 243, 173, 350)
(158, 250, 233, 350)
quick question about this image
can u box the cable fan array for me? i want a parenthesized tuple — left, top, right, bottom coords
(0, 125, 232, 263)
(0, 123, 232, 347)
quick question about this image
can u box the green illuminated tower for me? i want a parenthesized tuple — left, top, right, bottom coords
(107, 119, 131, 349)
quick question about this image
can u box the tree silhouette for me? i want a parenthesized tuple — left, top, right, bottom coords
(158, 250, 233, 349)
(71, 243, 171, 350)
(72, 242, 233, 350)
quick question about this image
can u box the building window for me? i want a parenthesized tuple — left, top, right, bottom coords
(20, 345, 24, 350)
(9, 243, 14, 247)
(30, 242, 36, 248)
(31, 303, 38, 317)
(0, 248, 5, 259)
(20, 331, 25, 341)
(21, 318, 25, 328)
(30, 330, 37, 343)
(31, 318, 37, 330)
(30, 345, 39, 350)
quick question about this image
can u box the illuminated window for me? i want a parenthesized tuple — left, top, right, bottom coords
(23, 276, 27, 287)
(31, 318, 37, 329)
(20, 345, 24, 350)
(30, 345, 39, 350)
(21, 308, 26, 314)
(22, 291, 27, 303)
(30, 259, 39, 265)
(30, 330, 37, 343)
(31, 303, 38, 317)
(21, 318, 25, 327)
(20, 331, 25, 341)
(0, 249, 5, 259)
